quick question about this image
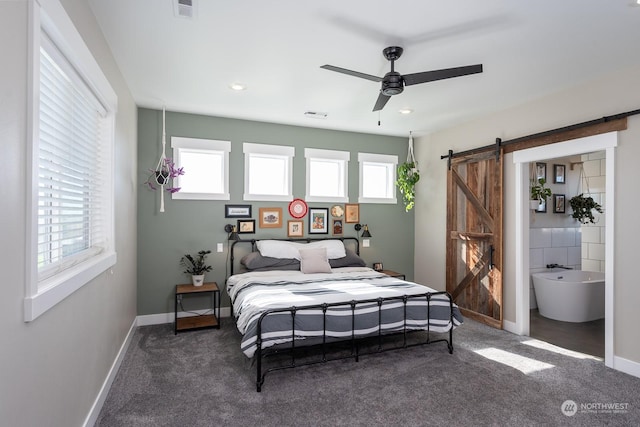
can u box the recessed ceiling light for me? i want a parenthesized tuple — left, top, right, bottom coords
(229, 83, 246, 91)
(398, 108, 413, 115)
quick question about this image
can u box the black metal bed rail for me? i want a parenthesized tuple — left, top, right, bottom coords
(254, 290, 455, 392)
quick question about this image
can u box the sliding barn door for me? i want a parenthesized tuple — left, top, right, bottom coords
(446, 149, 503, 329)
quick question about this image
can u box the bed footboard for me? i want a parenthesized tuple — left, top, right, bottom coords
(254, 291, 456, 392)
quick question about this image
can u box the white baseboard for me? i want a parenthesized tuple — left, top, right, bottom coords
(137, 307, 231, 326)
(502, 319, 518, 334)
(613, 355, 640, 379)
(83, 317, 137, 427)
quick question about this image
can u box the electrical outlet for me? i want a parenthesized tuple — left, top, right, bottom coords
(217, 243, 223, 252)
(363, 239, 370, 248)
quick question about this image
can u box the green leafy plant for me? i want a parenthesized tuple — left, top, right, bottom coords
(396, 161, 420, 212)
(180, 250, 212, 275)
(569, 194, 603, 224)
(530, 178, 552, 203)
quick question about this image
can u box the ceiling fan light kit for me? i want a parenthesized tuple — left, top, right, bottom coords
(321, 46, 483, 112)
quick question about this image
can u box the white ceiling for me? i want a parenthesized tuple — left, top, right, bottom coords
(88, 0, 640, 137)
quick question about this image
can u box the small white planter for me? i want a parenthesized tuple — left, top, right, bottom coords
(192, 274, 205, 287)
(530, 200, 541, 210)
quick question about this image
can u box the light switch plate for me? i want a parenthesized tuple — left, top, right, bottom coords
(217, 243, 223, 252)
(362, 239, 370, 248)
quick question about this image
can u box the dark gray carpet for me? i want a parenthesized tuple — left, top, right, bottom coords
(96, 318, 640, 426)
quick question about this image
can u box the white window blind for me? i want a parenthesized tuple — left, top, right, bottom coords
(37, 34, 109, 281)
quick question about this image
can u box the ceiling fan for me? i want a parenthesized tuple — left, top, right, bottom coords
(321, 46, 483, 112)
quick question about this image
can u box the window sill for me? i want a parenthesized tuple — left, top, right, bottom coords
(24, 251, 117, 322)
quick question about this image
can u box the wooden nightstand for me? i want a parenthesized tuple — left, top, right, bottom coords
(174, 282, 221, 334)
(379, 270, 406, 280)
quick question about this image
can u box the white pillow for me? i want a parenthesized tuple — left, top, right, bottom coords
(256, 240, 300, 259)
(256, 240, 346, 260)
(299, 248, 332, 274)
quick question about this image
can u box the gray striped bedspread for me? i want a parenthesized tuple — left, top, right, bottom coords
(227, 267, 464, 358)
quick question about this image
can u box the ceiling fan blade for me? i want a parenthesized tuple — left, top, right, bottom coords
(320, 65, 382, 82)
(373, 92, 391, 112)
(403, 64, 483, 86)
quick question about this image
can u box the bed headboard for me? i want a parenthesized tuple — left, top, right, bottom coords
(229, 237, 360, 277)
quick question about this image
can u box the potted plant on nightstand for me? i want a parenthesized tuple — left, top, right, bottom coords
(530, 178, 552, 210)
(180, 250, 212, 287)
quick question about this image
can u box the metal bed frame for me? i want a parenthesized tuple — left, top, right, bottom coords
(228, 237, 456, 392)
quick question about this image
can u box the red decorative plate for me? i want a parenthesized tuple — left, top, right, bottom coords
(288, 198, 308, 218)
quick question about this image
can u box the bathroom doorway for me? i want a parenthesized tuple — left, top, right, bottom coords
(527, 152, 605, 358)
(512, 132, 616, 367)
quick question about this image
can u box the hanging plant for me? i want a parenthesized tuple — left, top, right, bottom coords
(144, 157, 184, 193)
(397, 161, 420, 211)
(396, 131, 420, 212)
(569, 194, 602, 224)
(143, 107, 185, 212)
(530, 178, 552, 204)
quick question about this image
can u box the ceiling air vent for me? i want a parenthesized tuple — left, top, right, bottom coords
(174, 0, 196, 19)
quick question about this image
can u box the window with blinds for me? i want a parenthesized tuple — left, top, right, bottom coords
(37, 36, 108, 280)
(26, 0, 117, 321)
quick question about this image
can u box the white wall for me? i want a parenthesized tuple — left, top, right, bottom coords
(0, 1, 137, 425)
(414, 63, 640, 367)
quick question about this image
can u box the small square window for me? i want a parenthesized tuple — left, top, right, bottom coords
(171, 137, 230, 200)
(305, 148, 349, 203)
(244, 143, 295, 201)
(358, 153, 398, 204)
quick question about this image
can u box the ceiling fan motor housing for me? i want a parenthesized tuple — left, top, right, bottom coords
(381, 72, 404, 96)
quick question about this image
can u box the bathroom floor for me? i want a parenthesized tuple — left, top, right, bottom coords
(529, 309, 605, 358)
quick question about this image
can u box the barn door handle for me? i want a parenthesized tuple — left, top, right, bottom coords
(489, 245, 495, 271)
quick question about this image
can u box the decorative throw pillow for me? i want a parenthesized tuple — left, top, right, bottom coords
(299, 248, 332, 274)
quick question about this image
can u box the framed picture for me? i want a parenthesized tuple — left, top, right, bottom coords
(535, 162, 547, 181)
(237, 219, 255, 234)
(225, 204, 252, 218)
(373, 262, 383, 271)
(330, 205, 344, 218)
(309, 207, 329, 234)
(332, 219, 343, 236)
(287, 220, 304, 237)
(554, 164, 566, 184)
(553, 194, 566, 214)
(258, 207, 282, 228)
(344, 203, 360, 223)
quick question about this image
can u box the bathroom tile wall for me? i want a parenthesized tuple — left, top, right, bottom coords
(529, 227, 582, 308)
(580, 151, 606, 273)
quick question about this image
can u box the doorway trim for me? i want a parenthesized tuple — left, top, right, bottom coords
(512, 132, 616, 367)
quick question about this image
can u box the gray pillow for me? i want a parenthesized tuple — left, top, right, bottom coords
(241, 251, 300, 271)
(328, 249, 366, 268)
(299, 248, 332, 274)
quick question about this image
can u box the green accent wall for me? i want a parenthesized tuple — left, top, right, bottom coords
(137, 108, 414, 315)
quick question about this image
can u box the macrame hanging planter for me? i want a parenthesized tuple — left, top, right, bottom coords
(144, 107, 184, 212)
(396, 131, 420, 212)
(568, 164, 603, 224)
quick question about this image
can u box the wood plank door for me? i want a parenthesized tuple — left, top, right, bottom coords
(446, 149, 503, 329)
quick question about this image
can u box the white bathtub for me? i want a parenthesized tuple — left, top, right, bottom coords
(531, 270, 605, 323)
